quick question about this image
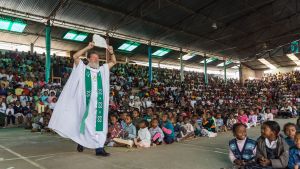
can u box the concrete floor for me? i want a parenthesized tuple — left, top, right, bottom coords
(0, 118, 296, 169)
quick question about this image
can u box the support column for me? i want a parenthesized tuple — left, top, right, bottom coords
(105, 33, 109, 63)
(224, 58, 227, 85)
(30, 43, 34, 54)
(45, 20, 51, 83)
(204, 54, 208, 85)
(148, 42, 152, 84)
(180, 49, 184, 82)
(239, 63, 243, 84)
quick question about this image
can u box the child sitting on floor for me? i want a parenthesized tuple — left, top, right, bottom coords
(283, 122, 297, 148)
(106, 114, 123, 147)
(265, 108, 274, 121)
(248, 110, 258, 127)
(161, 113, 175, 144)
(202, 112, 216, 133)
(134, 120, 151, 148)
(149, 118, 164, 145)
(227, 113, 237, 130)
(237, 109, 249, 128)
(288, 132, 300, 169)
(229, 123, 257, 168)
(113, 115, 136, 148)
(215, 113, 227, 132)
(201, 113, 217, 138)
(191, 114, 201, 136)
(177, 117, 195, 142)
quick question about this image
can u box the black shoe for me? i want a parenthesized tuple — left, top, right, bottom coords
(77, 144, 84, 152)
(95, 148, 110, 157)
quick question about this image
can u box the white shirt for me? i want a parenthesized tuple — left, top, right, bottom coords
(0, 102, 6, 113)
(49, 102, 56, 110)
(138, 128, 151, 144)
(5, 108, 14, 115)
(7, 75, 13, 81)
(39, 117, 44, 124)
(266, 113, 274, 121)
(183, 123, 194, 133)
(265, 138, 277, 149)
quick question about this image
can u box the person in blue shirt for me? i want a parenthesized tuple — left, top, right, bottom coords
(113, 115, 136, 148)
(288, 132, 300, 169)
(284, 122, 297, 148)
(161, 113, 175, 144)
(40, 91, 49, 105)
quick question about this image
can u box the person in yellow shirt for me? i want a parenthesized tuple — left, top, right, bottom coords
(15, 85, 24, 96)
(24, 78, 34, 88)
(35, 99, 45, 114)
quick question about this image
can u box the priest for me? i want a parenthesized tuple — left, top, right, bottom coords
(49, 41, 116, 156)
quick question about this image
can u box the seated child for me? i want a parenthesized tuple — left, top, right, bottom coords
(248, 110, 258, 127)
(227, 113, 237, 130)
(5, 104, 15, 126)
(149, 118, 164, 145)
(134, 120, 151, 148)
(258, 109, 266, 124)
(119, 112, 128, 129)
(237, 110, 249, 128)
(177, 117, 195, 141)
(107, 114, 123, 147)
(202, 112, 216, 133)
(113, 115, 136, 148)
(249, 121, 289, 168)
(283, 122, 297, 147)
(288, 132, 300, 169)
(229, 123, 257, 168)
(191, 114, 202, 136)
(265, 108, 274, 121)
(173, 115, 184, 139)
(132, 109, 142, 130)
(215, 113, 227, 132)
(201, 113, 217, 138)
(31, 110, 43, 132)
(161, 113, 175, 144)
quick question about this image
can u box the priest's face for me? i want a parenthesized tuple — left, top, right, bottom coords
(88, 53, 100, 69)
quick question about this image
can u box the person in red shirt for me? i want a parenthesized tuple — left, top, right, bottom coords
(106, 114, 123, 147)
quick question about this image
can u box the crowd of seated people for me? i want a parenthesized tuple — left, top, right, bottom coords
(0, 51, 63, 132)
(0, 50, 299, 150)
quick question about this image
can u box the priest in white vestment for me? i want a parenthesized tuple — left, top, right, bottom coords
(49, 42, 116, 156)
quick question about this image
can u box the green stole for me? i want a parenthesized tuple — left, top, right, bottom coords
(80, 68, 104, 134)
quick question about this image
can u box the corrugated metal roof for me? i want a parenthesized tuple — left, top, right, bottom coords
(0, 0, 300, 70)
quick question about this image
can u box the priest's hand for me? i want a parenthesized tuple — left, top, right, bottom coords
(73, 42, 95, 66)
(87, 42, 95, 50)
(108, 46, 114, 55)
(108, 46, 116, 69)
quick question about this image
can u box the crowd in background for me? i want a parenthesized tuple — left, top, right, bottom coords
(0, 50, 299, 149)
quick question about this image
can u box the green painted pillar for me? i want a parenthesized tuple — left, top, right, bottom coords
(45, 21, 51, 83)
(148, 42, 152, 84)
(180, 49, 184, 82)
(224, 59, 227, 85)
(204, 54, 208, 85)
